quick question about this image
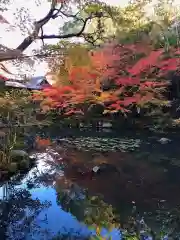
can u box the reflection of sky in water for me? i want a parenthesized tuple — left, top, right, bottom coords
(0, 151, 121, 239)
(29, 187, 121, 239)
(28, 187, 91, 239)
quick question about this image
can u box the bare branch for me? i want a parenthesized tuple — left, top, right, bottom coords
(0, 49, 23, 62)
(40, 27, 45, 46)
(15, 1, 60, 52)
(59, 9, 81, 19)
(39, 15, 92, 40)
(51, 4, 64, 19)
(0, 1, 107, 62)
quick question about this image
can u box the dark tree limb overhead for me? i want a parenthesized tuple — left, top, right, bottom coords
(0, 0, 105, 62)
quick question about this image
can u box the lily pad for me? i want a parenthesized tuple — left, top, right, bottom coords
(59, 137, 141, 152)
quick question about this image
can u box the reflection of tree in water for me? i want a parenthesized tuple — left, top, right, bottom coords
(53, 148, 180, 239)
(0, 184, 50, 240)
(55, 180, 180, 239)
(55, 181, 120, 230)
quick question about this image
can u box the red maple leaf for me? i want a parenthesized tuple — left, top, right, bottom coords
(128, 49, 163, 76)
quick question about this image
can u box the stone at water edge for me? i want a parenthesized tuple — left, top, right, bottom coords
(10, 150, 29, 157)
(19, 159, 30, 169)
(92, 163, 120, 175)
(8, 162, 18, 173)
(92, 166, 100, 173)
(10, 150, 31, 169)
(158, 138, 171, 144)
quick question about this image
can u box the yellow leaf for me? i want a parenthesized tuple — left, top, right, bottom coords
(66, 45, 91, 67)
(98, 92, 111, 101)
(96, 226, 101, 235)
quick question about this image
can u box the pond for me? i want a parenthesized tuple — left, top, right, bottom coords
(1, 129, 180, 239)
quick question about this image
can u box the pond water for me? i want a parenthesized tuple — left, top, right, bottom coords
(1, 130, 180, 239)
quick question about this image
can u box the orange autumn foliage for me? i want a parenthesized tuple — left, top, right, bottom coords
(33, 41, 177, 116)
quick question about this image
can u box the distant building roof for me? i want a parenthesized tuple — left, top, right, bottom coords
(5, 75, 52, 90)
(26, 76, 46, 89)
(5, 81, 26, 88)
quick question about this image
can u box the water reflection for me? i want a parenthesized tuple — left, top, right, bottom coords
(51, 135, 180, 239)
(0, 149, 121, 240)
(1, 132, 180, 239)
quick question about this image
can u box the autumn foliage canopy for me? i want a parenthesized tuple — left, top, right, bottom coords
(32, 41, 180, 117)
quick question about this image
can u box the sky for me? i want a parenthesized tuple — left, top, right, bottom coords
(0, 0, 129, 76)
(0, 0, 127, 48)
(0, 0, 179, 77)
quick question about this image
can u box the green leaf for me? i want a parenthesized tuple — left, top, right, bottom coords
(85, 4, 102, 14)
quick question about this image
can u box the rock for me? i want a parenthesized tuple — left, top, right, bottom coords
(158, 137, 171, 144)
(92, 163, 120, 175)
(102, 122, 112, 128)
(29, 156, 36, 162)
(19, 159, 30, 169)
(10, 150, 28, 157)
(10, 150, 29, 163)
(8, 162, 18, 173)
(92, 166, 100, 173)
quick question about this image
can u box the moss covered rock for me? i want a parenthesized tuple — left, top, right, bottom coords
(19, 159, 30, 169)
(8, 162, 18, 173)
(10, 150, 29, 162)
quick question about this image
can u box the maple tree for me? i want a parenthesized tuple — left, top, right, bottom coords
(32, 41, 176, 117)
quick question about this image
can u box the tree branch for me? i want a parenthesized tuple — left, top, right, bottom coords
(0, 1, 105, 62)
(40, 27, 45, 46)
(16, 7, 57, 52)
(39, 15, 92, 40)
(0, 2, 62, 62)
